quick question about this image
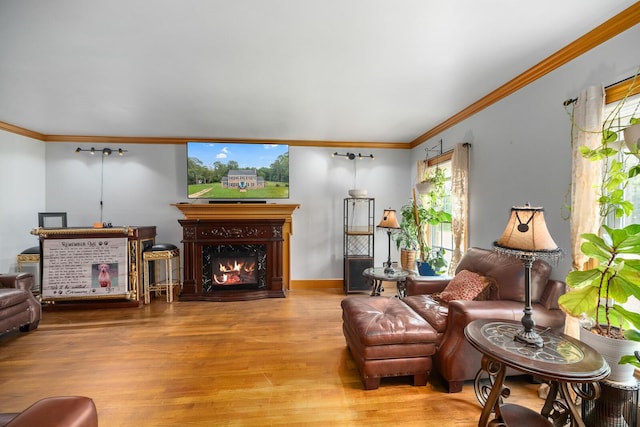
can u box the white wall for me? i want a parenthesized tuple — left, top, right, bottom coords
(0, 130, 45, 271)
(41, 142, 410, 281)
(411, 25, 640, 280)
(44, 142, 187, 248)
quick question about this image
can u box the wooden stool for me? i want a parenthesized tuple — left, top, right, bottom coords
(143, 244, 181, 303)
(17, 246, 41, 294)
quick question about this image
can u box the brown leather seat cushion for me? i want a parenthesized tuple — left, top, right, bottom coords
(341, 297, 438, 349)
(402, 294, 448, 335)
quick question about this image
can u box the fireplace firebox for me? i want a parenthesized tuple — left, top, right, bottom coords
(204, 244, 267, 290)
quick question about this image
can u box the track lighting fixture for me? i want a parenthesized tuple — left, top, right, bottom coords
(75, 147, 128, 156)
(331, 152, 374, 160)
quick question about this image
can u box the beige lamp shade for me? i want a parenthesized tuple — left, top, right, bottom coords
(495, 205, 559, 254)
(378, 209, 400, 229)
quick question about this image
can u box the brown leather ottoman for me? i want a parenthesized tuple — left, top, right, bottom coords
(341, 296, 438, 390)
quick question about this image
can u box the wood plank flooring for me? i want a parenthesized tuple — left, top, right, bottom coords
(0, 287, 544, 426)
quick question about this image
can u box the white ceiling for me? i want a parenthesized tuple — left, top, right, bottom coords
(0, 1, 636, 143)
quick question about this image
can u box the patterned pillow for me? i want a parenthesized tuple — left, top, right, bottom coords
(437, 270, 493, 303)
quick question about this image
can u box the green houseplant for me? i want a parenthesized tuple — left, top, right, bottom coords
(558, 79, 640, 381)
(394, 167, 451, 275)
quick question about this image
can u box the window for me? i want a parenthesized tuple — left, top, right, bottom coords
(603, 92, 640, 229)
(603, 92, 640, 314)
(417, 143, 469, 274)
(421, 159, 454, 269)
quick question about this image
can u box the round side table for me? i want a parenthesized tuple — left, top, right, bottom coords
(362, 267, 412, 298)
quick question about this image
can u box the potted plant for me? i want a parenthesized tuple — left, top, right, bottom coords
(623, 116, 640, 157)
(558, 224, 640, 381)
(393, 204, 420, 271)
(394, 174, 451, 275)
(558, 82, 640, 382)
(415, 165, 446, 196)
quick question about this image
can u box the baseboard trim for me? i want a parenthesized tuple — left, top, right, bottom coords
(290, 279, 342, 290)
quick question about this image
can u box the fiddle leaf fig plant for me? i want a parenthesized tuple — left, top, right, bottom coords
(558, 224, 640, 340)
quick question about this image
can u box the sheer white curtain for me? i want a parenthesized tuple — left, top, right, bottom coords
(566, 85, 604, 338)
(448, 143, 469, 275)
(570, 85, 604, 270)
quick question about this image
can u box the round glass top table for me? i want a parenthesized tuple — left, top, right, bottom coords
(362, 267, 412, 298)
(464, 319, 610, 427)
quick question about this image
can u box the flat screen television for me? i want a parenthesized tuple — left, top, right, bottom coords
(187, 142, 289, 200)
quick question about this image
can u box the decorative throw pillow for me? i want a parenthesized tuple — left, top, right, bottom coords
(437, 270, 493, 303)
(473, 276, 498, 301)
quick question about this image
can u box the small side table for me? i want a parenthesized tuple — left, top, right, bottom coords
(465, 319, 610, 427)
(17, 246, 41, 295)
(362, 267, 412, 298)
(582, 379, 639, 427)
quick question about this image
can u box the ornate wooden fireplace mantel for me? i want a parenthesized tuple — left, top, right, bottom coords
(172, 203, 299, 301)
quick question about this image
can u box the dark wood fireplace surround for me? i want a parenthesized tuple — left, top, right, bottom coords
(173, 203, 299, 302)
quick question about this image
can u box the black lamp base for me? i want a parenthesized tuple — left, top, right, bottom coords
(514, 329, 544, 348)
(383, 229, 395, 274)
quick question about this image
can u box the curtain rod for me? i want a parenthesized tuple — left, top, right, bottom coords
(425, 142, 470, 166)
(563, 72, 639, 106)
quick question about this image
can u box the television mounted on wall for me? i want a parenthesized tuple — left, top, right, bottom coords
(187, 142, 289, 200)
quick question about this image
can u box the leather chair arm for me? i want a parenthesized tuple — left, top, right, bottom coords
(405, 276, 450, 296)
(0, 273, 34, 292)
(2, 396, 97, 427)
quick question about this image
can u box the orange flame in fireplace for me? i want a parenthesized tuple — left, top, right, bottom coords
(214, 259, 256, 285)
(219, 260, 242, 274)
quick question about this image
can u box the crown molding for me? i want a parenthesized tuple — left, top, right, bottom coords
(0, 120, 46, 140)
(410, 2, 640, 148)
(42, 134, 409, 149)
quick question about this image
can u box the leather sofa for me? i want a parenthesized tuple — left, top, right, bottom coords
(402, 247, 566, 393)
(0, 273, 42, 336)
(0, 396, 98, 427)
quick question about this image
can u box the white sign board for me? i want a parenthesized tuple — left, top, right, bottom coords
(42, 237, 129, 299)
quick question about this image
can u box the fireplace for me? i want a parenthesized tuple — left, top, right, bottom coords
(179, 219, 283, 301)
(174, 203, 299, 301)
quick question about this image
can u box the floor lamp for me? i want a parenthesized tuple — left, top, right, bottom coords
(377, 209, 400, 273)
(494, 204, 562, 347)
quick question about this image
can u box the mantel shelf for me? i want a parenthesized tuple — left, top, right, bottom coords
(171, 203, 300, 221)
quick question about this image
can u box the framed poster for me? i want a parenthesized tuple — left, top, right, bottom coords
(42, 237, 129, 299)
(38, 212, 67, 228)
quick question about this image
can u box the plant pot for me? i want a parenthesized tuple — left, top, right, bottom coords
(415, 181, 432, 195)
(580, 326, 640, 384)
(348, 188, 367, 198)
(400, 249, 419, 271)
(416, 261, 436, 276)
(624, 123, 640, 157)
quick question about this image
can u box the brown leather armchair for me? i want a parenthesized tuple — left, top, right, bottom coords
(0, 396, 97, 427)
(0, 273, 41, 335)
(403, 247, 566, 393)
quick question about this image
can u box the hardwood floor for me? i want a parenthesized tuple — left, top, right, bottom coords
(0, 287, 544, 426)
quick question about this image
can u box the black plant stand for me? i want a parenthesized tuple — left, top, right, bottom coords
(582, 380, 639, 427)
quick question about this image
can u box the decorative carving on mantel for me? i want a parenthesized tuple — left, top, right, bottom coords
(200, 225, 267, 239)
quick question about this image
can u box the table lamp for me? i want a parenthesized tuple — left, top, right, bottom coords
(494, 204, 562, 347)
(377, 209, 400, 273)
